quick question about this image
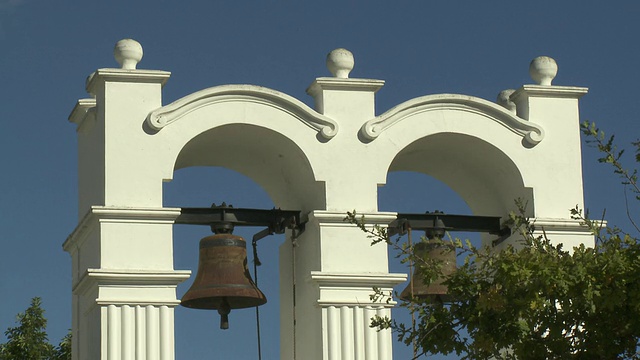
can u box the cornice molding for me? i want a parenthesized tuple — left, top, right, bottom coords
(306, 77, 385, 95)
(531, 217, 604, 235)
(85, 68, 171, 92)
(511, 85, 589, 100)
(361, 94, 545, 146)
(68, 98, 97, 133)
(310, 272, 406, 307)
(309, 271, 407, 287)
(146, 84, 339, 139)
(308, 210, 397, 226)
(74, 268, 191, 301)
(63, 206, 182, 253)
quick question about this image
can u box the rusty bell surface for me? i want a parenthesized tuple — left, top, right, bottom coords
(400, 238, 456, 303)
(181, 233, 267, 329)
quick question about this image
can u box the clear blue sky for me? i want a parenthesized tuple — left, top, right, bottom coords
(1, 1, 639, 359)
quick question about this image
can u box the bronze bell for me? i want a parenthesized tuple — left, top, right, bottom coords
(181, 233, 267, 329)
(400, 237, 457, 303)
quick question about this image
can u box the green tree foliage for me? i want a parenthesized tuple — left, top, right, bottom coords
(0, 298, 71, 360)
(50, 332, 71, 360)
(0, 297, 54, 360)
(347, 122, 640, 359)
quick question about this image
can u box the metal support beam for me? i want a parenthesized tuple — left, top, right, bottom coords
(175, 204, 305, 240)
(388, 212, 510, 239)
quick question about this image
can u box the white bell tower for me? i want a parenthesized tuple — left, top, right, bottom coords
(65, 40, 591, 359)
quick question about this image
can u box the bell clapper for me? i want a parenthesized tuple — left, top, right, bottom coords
(218, 297, 231, 330)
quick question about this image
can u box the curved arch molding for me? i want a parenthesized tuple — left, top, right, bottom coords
(361, 94, 544, 146)
(146, 84, 339, 139)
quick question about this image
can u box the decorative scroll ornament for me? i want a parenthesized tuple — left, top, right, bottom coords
(360, 94, 545, 146)
(146, 85, 338, 139)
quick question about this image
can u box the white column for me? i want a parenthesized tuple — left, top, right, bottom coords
(107, 305, 120, 360)
(511, 83, 589, 220)
(100, 303, 181, 360)
(135, 306, 146, 360)
(327, 306, 340, 360)
(320, 303, 398, 360)
(364, 307, 378, 360)
(159, 306, 172, 360)
(66, 43, 183, 360)
(65, 208, 191, 360)
(121, 305, 133, 360)
(312, 272, 405, 360)
(146, 305, 159, 359)
(353, 307, 365, 360)
(340, 307, 354, 359)
(376, 308, 392, 360)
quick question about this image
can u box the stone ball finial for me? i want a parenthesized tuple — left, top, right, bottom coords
(497, 89, 517, 114)
(326, 48, 354, 78)
(529, 56, 557, 86)
(114, 39, 143, 70)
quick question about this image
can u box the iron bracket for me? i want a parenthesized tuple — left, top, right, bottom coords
(175, 203, 305, 241)
(388, 212, 511, 240)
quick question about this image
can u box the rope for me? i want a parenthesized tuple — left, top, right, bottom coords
(252, 239, 263, 360)
(291, 227, 298, 359)
(407, 227, 418, 359)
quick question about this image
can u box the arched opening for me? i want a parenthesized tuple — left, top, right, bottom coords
(379, 133, 531, 358)
(388, 132, 532, 218)
(165, 167, 283, 359)
(164, 124, 321, 358)
(379, 171, 477, 360)
(172, 123, 325, 212)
